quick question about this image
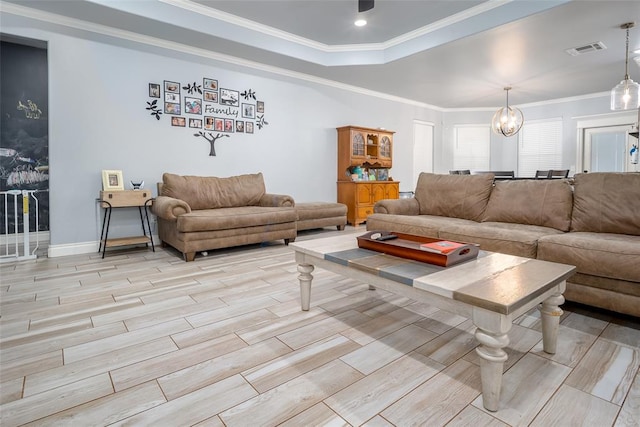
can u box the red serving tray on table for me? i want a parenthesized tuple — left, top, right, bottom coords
(357, 231, 479, 267)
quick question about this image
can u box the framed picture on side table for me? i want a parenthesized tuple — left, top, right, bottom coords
(102, 170, 124, 191)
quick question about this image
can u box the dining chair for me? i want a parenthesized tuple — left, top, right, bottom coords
(473, 171, 514, 180)
(548, 169, 570, 179)
(535, 170, 551, 179)
(449, 169, 471, 175)
(492, 171, 515, 179)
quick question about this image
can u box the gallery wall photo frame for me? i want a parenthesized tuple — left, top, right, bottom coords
(171, 116, 186, 127)
(149, 83, 160, 98)
(189, 118, 202, 128)
(204, 116, 214, 130)
(203, 78, 218, 91)
(184, 97, 202, 115)
(165, 92, 179, 103)
(219, 88, 239, 107)
(165, 102, 181, 114)
(102, 170, 124, 191)
(256, 101, 264, 113)
(204, 90, 218, 103)
(164, 80, 180, 93)
(242, 103, 255, 119)
(246, 122, 254, 134)
(224, 118, 234, 133)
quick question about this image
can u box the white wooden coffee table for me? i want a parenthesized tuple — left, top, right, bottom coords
(290, 234, 575, 412)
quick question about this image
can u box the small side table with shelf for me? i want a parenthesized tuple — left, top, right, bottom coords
(98, 190, 155, 258)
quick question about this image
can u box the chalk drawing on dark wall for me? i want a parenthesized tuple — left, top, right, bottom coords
(0, 39, 49, 233)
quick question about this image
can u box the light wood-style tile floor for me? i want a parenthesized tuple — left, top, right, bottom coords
(1, 227, 639, 426)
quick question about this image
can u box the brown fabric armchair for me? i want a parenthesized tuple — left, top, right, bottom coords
(152, 172, 297, 261)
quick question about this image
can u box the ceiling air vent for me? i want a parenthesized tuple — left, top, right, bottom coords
(565, 42, 607, 56)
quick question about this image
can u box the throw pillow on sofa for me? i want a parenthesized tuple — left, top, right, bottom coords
(482, 179, 573, 231)
(570, 172, 640, 235)
(414, 173, 494, 221)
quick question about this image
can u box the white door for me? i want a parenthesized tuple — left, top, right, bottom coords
(412, 120, 434, 191)
(583, 126, 638, 173)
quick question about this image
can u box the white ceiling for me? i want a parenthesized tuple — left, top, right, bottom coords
(3, 0, 640, 108)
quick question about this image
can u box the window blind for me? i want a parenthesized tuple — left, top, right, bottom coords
(518, 119, 563, 177)
(453, 125, 490, 170)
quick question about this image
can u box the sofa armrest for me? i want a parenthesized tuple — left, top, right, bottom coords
(374, 198, 420, 215)
(258, 193, 295, 208)
(151, 196, 191, 221)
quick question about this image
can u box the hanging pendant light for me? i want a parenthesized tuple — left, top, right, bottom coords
(491, 87, 524, 137)
(611, 22, 640, 110)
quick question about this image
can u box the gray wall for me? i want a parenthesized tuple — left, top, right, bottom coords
(1, 12, 442, 254)
(1, 11, 624, 256)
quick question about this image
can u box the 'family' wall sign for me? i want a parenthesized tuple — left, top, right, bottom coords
(145, 77, 268, 156)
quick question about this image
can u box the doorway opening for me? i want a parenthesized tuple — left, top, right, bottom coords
(576, 112, 638, 174)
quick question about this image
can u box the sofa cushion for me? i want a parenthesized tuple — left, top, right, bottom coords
(438, 222, 564, 258)
(366, 213, 478, 239)
(296, 202, 347, 221)
(538, 232, 640, 283)
(482, 179, 573, 231)
(176, 221, 297, 242)
(570, 172, 640, 235)
(414, 173, 494, 221)
(162, 172, 266, 210)
(176, 206, 296, 233)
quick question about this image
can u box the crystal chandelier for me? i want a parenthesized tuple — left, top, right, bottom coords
(611, 22, 640, 110)
(491, 87, 524, 137)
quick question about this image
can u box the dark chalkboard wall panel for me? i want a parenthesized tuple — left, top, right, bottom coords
(0, 37, 49, 232)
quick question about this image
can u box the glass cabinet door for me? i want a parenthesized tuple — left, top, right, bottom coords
(352, 132, 365, 157)
(379, 136, 391, 158)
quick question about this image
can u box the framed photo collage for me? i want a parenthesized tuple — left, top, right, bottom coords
(147, 78, 264, 135)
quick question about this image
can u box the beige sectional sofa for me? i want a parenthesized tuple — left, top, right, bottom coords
(152, 172, 297, 261)
(367, 172, 640, 317)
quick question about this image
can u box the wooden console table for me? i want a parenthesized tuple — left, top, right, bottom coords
(98, 190, 154, 258)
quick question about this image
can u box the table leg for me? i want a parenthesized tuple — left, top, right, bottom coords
(474, 327, 510, 412)
(539, 293, 564, 354)
(297, 263, 314, 311)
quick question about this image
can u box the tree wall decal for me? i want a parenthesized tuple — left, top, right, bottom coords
(145, 100, 162, 120)
(147, 79, 268, 157)
(193, 131, 229, 156)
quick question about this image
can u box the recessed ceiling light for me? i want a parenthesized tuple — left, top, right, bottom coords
(354, 19, 367, 27)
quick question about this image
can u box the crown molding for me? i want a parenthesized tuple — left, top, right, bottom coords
(95, 0, 569, 66)
(0, 0, 607, 113)
(0, 1, 442, 111)
(383, 0, 509, 48)
(160, 0, 506, 53)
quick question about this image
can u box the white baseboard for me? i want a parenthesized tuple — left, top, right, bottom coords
(47, 235, 160, 258)
(48, 241, 99, 258)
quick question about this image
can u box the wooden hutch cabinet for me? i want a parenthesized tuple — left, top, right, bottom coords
(336, 125, 399, 226)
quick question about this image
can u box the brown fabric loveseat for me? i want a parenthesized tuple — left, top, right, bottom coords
(366, 172, 640, 317)
(152, 172, 297, 261)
